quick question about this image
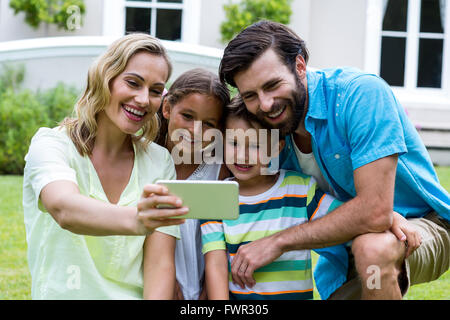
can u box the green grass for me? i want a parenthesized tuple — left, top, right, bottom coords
(0, 175, 30, 299)
(0, 167, 449, 300)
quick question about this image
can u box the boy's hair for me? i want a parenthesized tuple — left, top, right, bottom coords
(62, 33, 172, 156)
(219, 20, 309, 88)
(225, 95, 266, 130)
(156, 68, 230, 145)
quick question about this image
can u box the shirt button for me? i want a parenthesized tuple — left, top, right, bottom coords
(336, 104, 340, 107)
(335, 154, 340, 159)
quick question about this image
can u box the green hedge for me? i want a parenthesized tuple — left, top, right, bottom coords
(0, 83, 79, 174)
(220, 0, 293, 43)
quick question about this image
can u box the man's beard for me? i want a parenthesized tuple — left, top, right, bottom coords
(255, 76, 306, 137)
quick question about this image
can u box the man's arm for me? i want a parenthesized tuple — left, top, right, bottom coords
(230, 155, 397, 288)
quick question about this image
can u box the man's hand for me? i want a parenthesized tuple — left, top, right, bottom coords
(231, 232, 284, 289)
(390, 211, 422, 258)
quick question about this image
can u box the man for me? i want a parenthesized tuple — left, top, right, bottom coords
(219, 20, 450, 300)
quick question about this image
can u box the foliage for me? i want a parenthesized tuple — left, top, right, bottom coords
(9, 0, 86, 31)
(220, 0, 293, 43)
(37, 83, 78, 127)
(0, 89, 49, 174)
(0, 65, 78, 174)
(0, 63, 25, 95)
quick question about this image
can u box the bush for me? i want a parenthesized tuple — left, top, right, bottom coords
(220, 0, 293, 43)
(37, 83, 78, 127)
(0, 89, 49, 174)
(0, 64, 25, 96)
(0, 83, 78, 174)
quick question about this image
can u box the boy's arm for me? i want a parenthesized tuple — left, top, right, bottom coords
(205, 250, 229, 300)
(143, 231, 177, 299)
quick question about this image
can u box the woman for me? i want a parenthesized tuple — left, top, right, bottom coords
(22, 34, 186, 299)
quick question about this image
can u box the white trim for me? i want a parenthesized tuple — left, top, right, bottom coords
(443, 0, 450, 95)
(150, 4, 157, 37)
(102, 0, 126, 37)
(125, 2, 183, 9)
(0, 36, 223, 67)
(182, 0, 201, 44)
(404, 0, 420, 89)
(0, 36, 117, 61)
(365, 0, 450, 96)
(102, 0, 201, 44)
(364, 0, 383, 74)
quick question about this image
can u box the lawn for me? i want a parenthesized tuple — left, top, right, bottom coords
(0, 167, 449, 300)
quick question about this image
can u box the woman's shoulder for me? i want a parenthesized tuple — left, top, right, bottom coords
(139, 141, 172, 162)
(31, 126, 71, 146)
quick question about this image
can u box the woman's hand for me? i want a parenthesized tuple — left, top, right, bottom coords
(390, 211, 422, 258)
(135, 184, 188, 235)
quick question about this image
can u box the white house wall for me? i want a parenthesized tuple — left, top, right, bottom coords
(307, 0, 367, 69)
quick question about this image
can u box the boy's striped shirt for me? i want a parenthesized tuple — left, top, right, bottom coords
(201, 169, 342, 300)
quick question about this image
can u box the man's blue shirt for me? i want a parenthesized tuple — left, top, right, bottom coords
(278, 67, 450, 299)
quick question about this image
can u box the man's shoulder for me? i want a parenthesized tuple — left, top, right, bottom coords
(309, 66, 382, 89)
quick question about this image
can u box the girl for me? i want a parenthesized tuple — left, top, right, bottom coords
(23, 34, 186, 299)
(154, 68, 230, 299)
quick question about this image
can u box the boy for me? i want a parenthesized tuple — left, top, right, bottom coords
(201, 96, 342, 300)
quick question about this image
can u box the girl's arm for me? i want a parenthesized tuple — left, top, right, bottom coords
(40, 181, 187, 236)
(143, 231, 177, 300)
(204, 250, 229, 300)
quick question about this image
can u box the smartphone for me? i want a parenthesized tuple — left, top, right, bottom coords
(156, 180, 239, 220)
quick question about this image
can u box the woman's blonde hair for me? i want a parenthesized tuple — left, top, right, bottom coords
(62, 33, 172, 156)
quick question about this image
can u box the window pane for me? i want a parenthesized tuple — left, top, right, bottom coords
(417, 38, 443, 88)
(156, 9, 182, 41)
(380, 36, 406, 86)
(157, 0, 183, 3)
(126, 7, 151, 34)
(420, 0, 445, 33)
(383, 0, 409, 31)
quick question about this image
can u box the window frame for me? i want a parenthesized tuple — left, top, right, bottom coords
(102, 0, 201, 44)
(365, 0, 450, 101)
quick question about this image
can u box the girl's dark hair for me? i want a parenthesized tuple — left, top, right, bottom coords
(156, 68, 230, 146)
(219, 20, 309, 88)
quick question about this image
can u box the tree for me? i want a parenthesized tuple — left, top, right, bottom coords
(220, 0, 293, 43)
(9, 0, 86, 31)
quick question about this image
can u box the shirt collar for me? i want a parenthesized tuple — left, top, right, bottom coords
(306, 69, 328, 120)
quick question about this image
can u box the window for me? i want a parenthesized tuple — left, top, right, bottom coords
(125, 0, 183, 41)
(103, 0, 201, 44)
(365, 0, 450, 94)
